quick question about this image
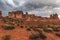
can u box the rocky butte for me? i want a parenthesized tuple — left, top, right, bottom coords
(8, 11, 59, 20)
(0, 10, 60, 40)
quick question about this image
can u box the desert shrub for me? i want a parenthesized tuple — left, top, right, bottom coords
(29, 31, 46, 40)
(31, 27, 36, 31)
(26, 26, 37, 31)
(20, 26, 24, 28)
(26, 26, 31, 31)
(3, 35, 11, 40)
(53, 27, 60, 32)
(39, 32, 46, 39)
(29, 33, 40, 40)
(17, 23, 20, 26)
(2, 25, 15, 30)
(56, 33, 60, 37)
(9, 22, 15, 25)
(43, 28, 53, 33)
(37, 24, 44, 28)
(47, 25, 53, 28)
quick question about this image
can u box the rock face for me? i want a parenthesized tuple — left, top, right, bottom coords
(8, 11, 23, 19)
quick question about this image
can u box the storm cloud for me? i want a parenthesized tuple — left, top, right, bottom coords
(0, 0, 60, 17)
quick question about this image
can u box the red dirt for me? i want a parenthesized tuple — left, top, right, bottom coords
(0, 25, 60, 40)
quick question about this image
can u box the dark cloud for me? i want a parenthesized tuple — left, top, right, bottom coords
(0, 0, 60, 17)
(0, 1, 6, 10)
(13, 0, 58, 13)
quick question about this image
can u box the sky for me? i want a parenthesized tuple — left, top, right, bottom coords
(0, 0, 60, 18)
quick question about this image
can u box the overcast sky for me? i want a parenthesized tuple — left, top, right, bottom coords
(0, 0, 60, 18)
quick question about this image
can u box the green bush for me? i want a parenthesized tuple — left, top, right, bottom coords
(53, 27, 60, 32)
(3, 35, 11, 40)
(56, 33, 60, 37)
(43, 28, 53, 33)
(2, 25, 15, 30)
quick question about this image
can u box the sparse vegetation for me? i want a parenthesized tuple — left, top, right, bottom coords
(29, 30, 46, 40)
(2, 25, 15, 30)
(53, 27, 60, 32)
(43, 28, 53, 33)
(36, 29, 42, 33)
(55, 33, 60, 37)
(9, 22, 15, 25)
(29, 33, 39, 40)
(20, 26, 24, 28)
(2, 35, 11, 40)
(31, 27, 37, 31)
(38, 31, 46, 39)
(37, 24, 44, 28)
(26, 26, 31, 31)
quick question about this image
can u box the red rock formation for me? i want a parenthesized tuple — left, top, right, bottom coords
(15, 11, 23, 19)
(8, 11, 15, 18)
(8, 11, 59, 22)
(50, 13, 59, 19)
(8, 11, 23, 19)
